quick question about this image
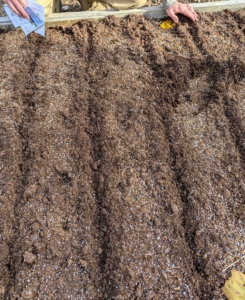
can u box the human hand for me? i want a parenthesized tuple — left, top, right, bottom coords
(166, 2, 198, 23)
(4, 0, 30, 19)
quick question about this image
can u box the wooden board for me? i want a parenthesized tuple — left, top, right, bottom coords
(0, 0, 245, 29)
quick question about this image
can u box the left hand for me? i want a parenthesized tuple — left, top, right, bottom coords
(4, 0, 30, 19)
(166, 2, 198, 23)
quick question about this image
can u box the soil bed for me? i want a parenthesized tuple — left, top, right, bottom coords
(1, 10, 245, 300)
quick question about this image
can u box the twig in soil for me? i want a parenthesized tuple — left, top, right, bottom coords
(222, 254, 245, 272)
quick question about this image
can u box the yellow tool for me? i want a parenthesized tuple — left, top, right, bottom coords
(160, 19, 176, 29)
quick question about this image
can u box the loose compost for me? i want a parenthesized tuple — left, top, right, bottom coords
(1, 11, 245, 299)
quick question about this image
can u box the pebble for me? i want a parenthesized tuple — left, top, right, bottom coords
(101, 208, 107, 215)
(82, 244, 90, 255)
(79, 259, 88, 268)
(223, 188, 231, 198)
(68, 259, 72, 267)
(23, 251, 36, 264)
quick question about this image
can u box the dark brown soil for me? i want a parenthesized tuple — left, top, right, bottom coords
(1, 10, 245, 300)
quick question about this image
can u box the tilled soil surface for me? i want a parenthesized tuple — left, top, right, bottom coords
(1, 11, 245, 300)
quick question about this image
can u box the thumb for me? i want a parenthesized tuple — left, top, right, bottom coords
(168, 10, 179, 23)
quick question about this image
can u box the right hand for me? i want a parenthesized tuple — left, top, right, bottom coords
(4, 0, 30, 19)
(166, 2, 198, 23)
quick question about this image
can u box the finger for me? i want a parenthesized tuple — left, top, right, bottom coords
(5, 0, 20, 16)
(187, 4, 196, 13)
(186, 10, 197, 22)
(188, 6, 198, 18)
(5, 0, 29, 19)
(18, 0, 27, 7)
(187, 7, 198, 21)
(179, 6, 197, 22)
(13, 0, 30, 19)
(179, 4, 197, 19)
(190, 11, 198, 22)
(167, 9, 179, 23)
(189, 11, 198, 22)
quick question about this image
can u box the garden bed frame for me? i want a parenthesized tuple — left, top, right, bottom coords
(0, 0, 245, 29)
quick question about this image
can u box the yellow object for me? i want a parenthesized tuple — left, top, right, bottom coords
(222, 269, 245, 300)
(160, 19, 176, 29)
(36, 0, 60, 16)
